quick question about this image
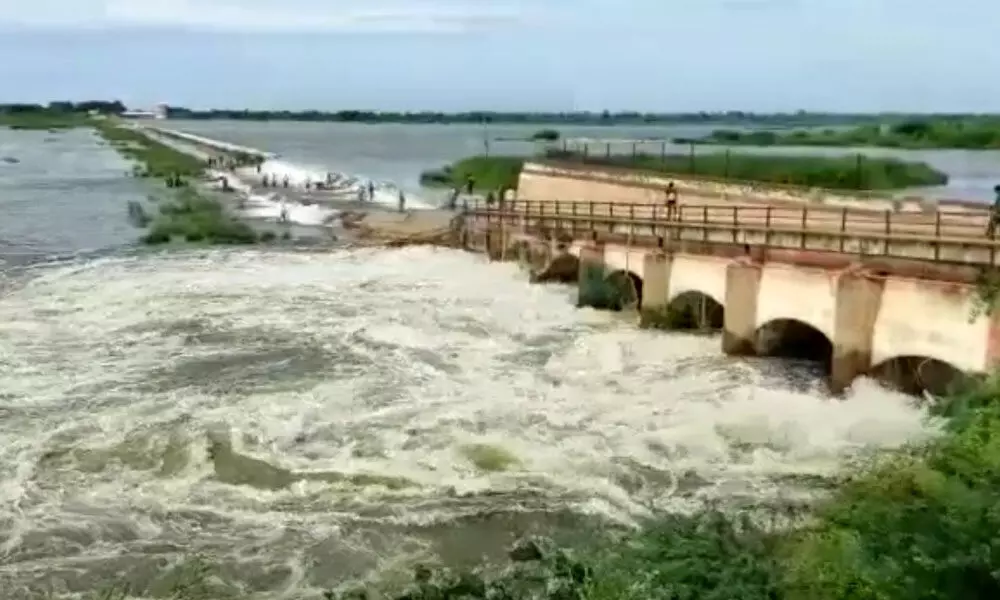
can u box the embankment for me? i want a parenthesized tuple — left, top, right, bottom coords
(421, 152, 970, 213)
(97, 123, 267, 244)
(515, 160, 990, 214)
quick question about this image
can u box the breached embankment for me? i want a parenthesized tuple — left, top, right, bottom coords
(147, 125, 439, 228)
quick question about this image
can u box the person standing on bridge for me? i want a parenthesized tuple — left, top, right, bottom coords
(398, 189, 407, 213)
(990, 184, 1000, 237)
(664, 181, 679, 220)
(367, 180, 375, 202)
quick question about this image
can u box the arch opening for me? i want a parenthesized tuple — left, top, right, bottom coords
(664, 291, 725, 331)
(605, 270, 643, 310)
(870, 356, 971, 398)
(754, 319, 833, 369)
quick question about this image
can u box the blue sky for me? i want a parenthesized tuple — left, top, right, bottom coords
(0, 0, 997, 112)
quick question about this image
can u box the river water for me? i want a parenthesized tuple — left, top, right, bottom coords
(0, 124, 940, 598)
(166, 120, 1000, 202)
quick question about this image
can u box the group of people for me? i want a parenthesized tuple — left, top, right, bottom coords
(206, 154, 262, 173)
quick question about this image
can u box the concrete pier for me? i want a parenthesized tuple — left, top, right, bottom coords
(562, 241, 989, 393)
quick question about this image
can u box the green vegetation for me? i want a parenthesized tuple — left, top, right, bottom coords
(419, 155, 525, 191)
(421, 149, 947, 193)
(0, 111, 92, 130)
(138, 189, 258, 245)
(687, 117, 1000, 149)
(94, 123, 263, 245)
(458, 443, 522, 472)
(544, 148, 948, 191)
(0, 101, 125, 129)
(531, 128, 561, 141)
(95, 122, 207, 178)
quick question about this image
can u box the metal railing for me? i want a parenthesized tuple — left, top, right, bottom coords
(461, 199, 1000, 266)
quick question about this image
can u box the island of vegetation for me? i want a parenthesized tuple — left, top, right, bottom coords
(683, 117, 1000, 150)
(420, 148, 948, 193)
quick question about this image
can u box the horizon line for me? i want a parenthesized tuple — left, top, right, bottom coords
(4, 103, 999, 117)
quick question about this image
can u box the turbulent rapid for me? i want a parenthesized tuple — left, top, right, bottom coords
(0, 246, 934, 598)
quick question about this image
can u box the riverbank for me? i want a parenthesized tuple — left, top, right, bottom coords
(420, 149, 949, 194)
(685, 117, 1000, 150)
(0, 111, 92, 130)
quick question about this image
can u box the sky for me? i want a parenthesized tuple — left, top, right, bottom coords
(0, 0, 997, 112)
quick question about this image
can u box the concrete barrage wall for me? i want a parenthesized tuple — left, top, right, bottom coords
(571, 241, 993, 392)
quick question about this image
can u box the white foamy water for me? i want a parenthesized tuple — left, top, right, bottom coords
(254, 158, 434, 210)
(0, 246, 936, 598)
(241, 192, 338, 227)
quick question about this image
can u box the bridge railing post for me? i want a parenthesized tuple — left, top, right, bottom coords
(764, 205, 772, 248)
(933, 211, 941, 261)
(800, 207, 808, 248)
(731, 206, 738, 244)
(839, 207, 847, 252)
(884, 210, 891, 256)
(702, 206, 708, 242)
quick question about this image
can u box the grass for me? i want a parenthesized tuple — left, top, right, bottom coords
(542, 148, 948, 191)
(531, 128, 561, 141)
(458, 443, 521, 472)
(139, 189, 258, 245)
(0, 111, 93, 130)
(689, 117, 1000, 150)
(420, 149, 948, 195)
(95, 122, 207, 179)
(419, 155, 525, 191)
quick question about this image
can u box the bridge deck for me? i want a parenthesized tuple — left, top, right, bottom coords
(462, 200, 1000, 267)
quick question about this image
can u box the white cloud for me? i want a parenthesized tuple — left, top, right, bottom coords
(0, 0, 532, 32)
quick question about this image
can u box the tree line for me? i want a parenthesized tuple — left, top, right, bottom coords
(4, 100, 1000, 126)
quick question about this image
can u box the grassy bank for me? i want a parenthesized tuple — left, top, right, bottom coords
(95, 123, 262, 245)
(419, 155, 526, 191)
(0, 111, 93, 130)
(688, 117, 1000, 149)
(420, 149, 948, 193)
(95, 122, 206, 178)
(544, 148, 948, 191)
